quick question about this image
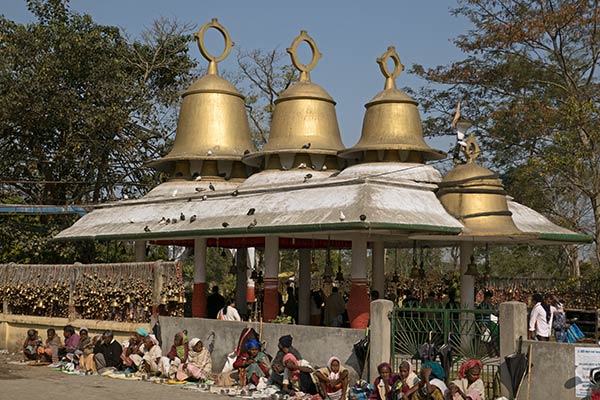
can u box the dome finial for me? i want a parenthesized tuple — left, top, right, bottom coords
(287, 30, 322, 82)
(376, 46, 404, 90)
(194, 18, 234, 75)
(462, 134, 481, 164)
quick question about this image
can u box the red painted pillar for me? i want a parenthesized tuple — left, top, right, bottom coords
(347, 235, 370, 329)
(192, 238, 207, 318)
(263, 236, 279, 322)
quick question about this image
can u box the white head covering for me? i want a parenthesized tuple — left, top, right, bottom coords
(189, 338, 201, 348)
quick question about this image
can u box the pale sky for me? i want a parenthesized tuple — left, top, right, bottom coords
(3, 0, 468, 150)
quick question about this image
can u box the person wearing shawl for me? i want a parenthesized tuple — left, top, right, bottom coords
(121, 327, 148, 370)
(176, 338, 213, 381)
(397, 360, 420, 396)
(313, 356, 349, 400)
(445, 359, 485, 400)
(281, 346, 317, 395)
(139, 334, 163, 375)
(76, 327, 96, 373)
(369, 362, 400, 400)
(160, 331, 189, 378)
(233, 339, 270, 387)
(23, 329, 43, 361)
(410, 361, 448, 400)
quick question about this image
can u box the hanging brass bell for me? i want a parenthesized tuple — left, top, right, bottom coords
(111, 299, 118, 308)
(464, 255, 480, 277)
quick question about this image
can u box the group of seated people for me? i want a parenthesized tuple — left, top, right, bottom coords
(371, 359, 485, 400)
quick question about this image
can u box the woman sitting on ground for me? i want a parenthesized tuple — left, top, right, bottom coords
(176, 338, 212, 382)
(23, 329, 43, 361)
(370, 362, 400, 400)
(41, 328, 62, 362)
(313, 356, 349, 400)
(233, 339, 270, 387)
(398, 360, 420, 396)
(139, 334, 163, 375)
(76, 327, 96, 373)
(409, 361, 448, 400)
(445, 359, 485, 400)
(121, 328, 148, 371)
(161, 331, 189, 378)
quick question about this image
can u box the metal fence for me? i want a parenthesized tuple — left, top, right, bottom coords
(390, 306, 500, 399)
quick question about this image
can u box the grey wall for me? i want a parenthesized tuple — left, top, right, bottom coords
(160, 317, 365, 378)
(513, 340, 596, 400)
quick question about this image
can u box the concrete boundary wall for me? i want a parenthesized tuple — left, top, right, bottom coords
(0, 313, 148, 352)
(160, 317, 366, 376)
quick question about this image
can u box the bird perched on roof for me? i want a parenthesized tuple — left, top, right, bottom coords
(222, 222, 229, 228)
(159, 217, 167, 224)
(298, 163, 307, 169)
(129, 219, 134, 224)
(322, 165, 327, 171)
(339, 211, 346, 221)
(302, 142, 311, 149)
(247, 218, 257, 229)
(207, 150, 213, 156)
(303, 173, 313, 183)
(201, 195, 208, 201)
(231, 190, 239, 197)
(165, 218, 171, 224)
(209, 183, 215, 191)
(195, 187, 205, 192)
(243, 149, 250, 155)
(180, 212, 185, 221)
(359, 214, 367, 221)
(144, 226, 151, 232)
(247, 208, 255, 216)
(194, 175, 202, 181)
(190, 215, 197, 223)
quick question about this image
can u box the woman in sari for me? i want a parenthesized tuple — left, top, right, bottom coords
(23, 329, 43, 361)
(410, 361, 448, 400)
(76, 327, 96, 373)
(122, 328, 148, 371)
(313, 356, 349, 400)
(370, 362, 400, 400)
(445, 359, 485, 400)
(161, 331, 189, 377)
(233, 339, 270, 387)
(176, 338, 212, 381)
(397, 360, 420, 397)
(140, 334, 163, 375)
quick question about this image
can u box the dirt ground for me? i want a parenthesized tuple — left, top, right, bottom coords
(0, 352, 231, 400)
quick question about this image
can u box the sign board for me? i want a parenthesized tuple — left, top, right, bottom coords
(575, 346, 600, 397)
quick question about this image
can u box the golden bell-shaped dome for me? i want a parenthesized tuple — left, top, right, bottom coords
(243, 31, 344, 170)
(340, 47, 445, 163)
(148, 19, 255, 180)
(437, 135, 521, 236)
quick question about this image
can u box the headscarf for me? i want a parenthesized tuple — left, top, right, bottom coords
(189, 338, 201, 348)
(399, 360, 413, 375)
(458, 359, 483, 379)
(79, 327, 88, 333)
(175, 331, 188, 360)
(148, 334, 159, 346)
(245, 339, 261, 350)
(422, 361, 445, 380)
(279, 335, 293, 348)
(188, 338, 202, 358)
(328, 356, 341, 370)
(136, 328, 149, 337)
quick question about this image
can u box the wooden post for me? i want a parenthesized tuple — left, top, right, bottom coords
(68, 266, 77, 320)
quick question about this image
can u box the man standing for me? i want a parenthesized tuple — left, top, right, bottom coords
(528, 293, 556, 341)
(94, 330, 123, 373)
(207, 285, 225, 319)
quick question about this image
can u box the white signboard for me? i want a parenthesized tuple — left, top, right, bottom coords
(575, 347, 600, 397)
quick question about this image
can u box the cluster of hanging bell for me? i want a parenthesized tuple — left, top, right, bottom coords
(148, 18, 443, 178)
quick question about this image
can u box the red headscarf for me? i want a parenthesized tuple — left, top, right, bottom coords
(458, 359, 483, 379)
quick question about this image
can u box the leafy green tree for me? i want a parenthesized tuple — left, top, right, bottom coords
(409, 0, 600, 265)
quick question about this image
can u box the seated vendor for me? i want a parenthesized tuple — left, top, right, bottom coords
(445, 359, 484, 400)
(233, 339, 270, 387)
(41, 328, 62, 362)
(270, 334, 302, 387)
(93, 330, 123, 373)
(370, 362, 400, 400)
(409, 361, 448, 400)
(76, 327, 96, 373)
(23, 329, 43, 361)
(161, 331, 189, 378)
(121, 328, 148, 371)
(313, 356, 349, 400)
(176, 338, 212, 382)
(138, 334, 163, 375)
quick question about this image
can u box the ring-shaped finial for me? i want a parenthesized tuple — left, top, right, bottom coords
(376, 46, 404, 90)
(194, 18, 234, 74)
(287, 30, 322, 82)
(462, 134, 482, 163)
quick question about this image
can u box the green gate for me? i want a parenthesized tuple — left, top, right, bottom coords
(390, 306, 500, 399)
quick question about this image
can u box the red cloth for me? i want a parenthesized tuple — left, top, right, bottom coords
(458, 359, 483, 379)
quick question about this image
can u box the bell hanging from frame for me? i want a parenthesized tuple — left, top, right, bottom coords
(464, 255, 480, 277)
(250, 269, 258, 280)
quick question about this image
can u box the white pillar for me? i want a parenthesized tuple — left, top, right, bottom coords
(134, 240, 146, 262)
(460, 242, 475, 308)
(298, 249, 311, 325)
(264, 236, 280, 321)
(371, 241, 385, 298)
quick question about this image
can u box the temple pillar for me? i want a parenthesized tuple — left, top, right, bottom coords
(298, 248, 311, 325)
(263, 236, 280, 321)
(192, 238, 207, 318)
(460, 242, 475, 308)
(235, 248, 248, 316)
(347, 234, 370, 329)
(135, 240, 146, 262)
(371, 241, 385, 298)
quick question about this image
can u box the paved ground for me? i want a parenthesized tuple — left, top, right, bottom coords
(0, 352, 231, 400)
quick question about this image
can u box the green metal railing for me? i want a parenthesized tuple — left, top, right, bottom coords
(390, 306, 500, 399)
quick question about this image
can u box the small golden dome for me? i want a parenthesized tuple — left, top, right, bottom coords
(148, 19, 255, 179)
(340, 47, 445, 163)
(437, 135, 521, 236)
(243, 31, 344, 170)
